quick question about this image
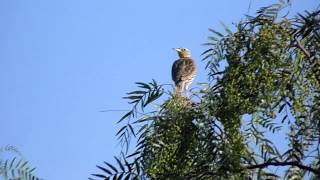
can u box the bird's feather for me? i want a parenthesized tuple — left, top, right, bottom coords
(171, 57, 196, 92)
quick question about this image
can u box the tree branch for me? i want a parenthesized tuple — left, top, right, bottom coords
(212, 70, 225, 76)
(293, 37, 320, 84)
(294, 37, 310, 58)
(246, 161, 320, 175)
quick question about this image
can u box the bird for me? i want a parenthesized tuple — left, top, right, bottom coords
(172, 48, 196, 95)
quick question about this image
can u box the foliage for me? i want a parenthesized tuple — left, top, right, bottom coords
(91, 1, 320, 179)
(0, 145, 43, 180)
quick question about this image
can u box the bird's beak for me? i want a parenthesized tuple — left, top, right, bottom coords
(173, 48, 180, 52)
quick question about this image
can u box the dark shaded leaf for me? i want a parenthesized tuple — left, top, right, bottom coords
(92, 174, 107, 178)
(208, 28, 224, 37)
(104, 162, 118, 173)
(115, 157, 125, 172)
(117, 173, 124, 180)
(117, 111, 132, 123)
(97, 165, 112, 175)
(124, 173, 131, 180)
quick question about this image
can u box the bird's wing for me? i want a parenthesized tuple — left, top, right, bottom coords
(171, 58, 196, 83)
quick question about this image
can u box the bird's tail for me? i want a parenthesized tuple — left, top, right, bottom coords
(175, 83, 184, 95)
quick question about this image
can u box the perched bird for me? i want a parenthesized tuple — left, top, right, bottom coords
(172, 48, 196, 95)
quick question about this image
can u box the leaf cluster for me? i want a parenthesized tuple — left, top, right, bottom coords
(91, 1, 320, 179)
(0, 157, 42, 180)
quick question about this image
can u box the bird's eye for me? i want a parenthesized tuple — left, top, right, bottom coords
(181, 48, 185, 51)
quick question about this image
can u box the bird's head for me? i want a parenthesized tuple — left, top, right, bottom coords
(173, 48, 191, 58)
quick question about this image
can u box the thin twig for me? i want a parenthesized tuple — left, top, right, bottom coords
(100, 109, 130, 112)
(246, 161, 320, 175)
(212, 71, 226, 76)
(294, 37, 311, 58)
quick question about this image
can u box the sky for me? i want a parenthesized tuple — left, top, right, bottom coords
(0, 0, 318, 179)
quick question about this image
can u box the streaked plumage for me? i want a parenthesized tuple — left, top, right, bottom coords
(172, 48, 196, 94)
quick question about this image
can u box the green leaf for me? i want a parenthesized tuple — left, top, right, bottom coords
(135, 82, 151, 90)
(202, 53, 213, 61)
(124, 173, 131, 180)
(144, 91, 163, 107)
(201, 48, 214, 56)
(126, 151, 140, 159)
(117, 173, 124, 180)
(104, 162, 118, 173)
(92, 174, 107, 178)
(135, 161, 140, 175)
(29, 167, 36, 173)
(208, 28, 224, 37)
(112, 174, 117, 180)
(126, 91, 146, 95)
(117, 111, 133, 123)
(281, 115, 288, 123)
(9, 157, 16, 169)
(201, 42, 216, 46)
(15, 159, 22, 169)
(20, 161, 28, 169)
(114, 157, 125, 172)
(278, 103, 286, 113)
(127, 124, 136, 137)
(123, 96, 143, 100)
(122, 155, 132, 172)
(219, 21, 232, 34)
(116, 126, 127, 136)
(96, 165, 112, 175)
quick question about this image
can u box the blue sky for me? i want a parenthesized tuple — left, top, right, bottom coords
(0, 0, 318, 179)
